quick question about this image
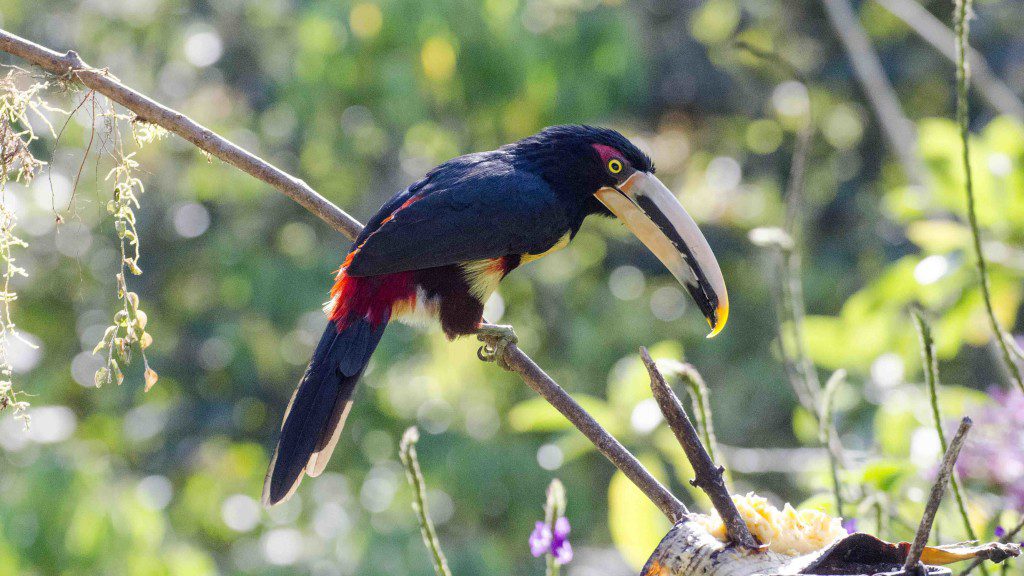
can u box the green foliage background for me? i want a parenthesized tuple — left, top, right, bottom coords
(1, 0, 1023, 574)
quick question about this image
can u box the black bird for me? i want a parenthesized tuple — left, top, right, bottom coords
(263, 125, 728, 505)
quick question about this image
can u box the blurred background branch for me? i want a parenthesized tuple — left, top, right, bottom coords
(818, 0, 928, 187)
(873, 0, 1024, 121)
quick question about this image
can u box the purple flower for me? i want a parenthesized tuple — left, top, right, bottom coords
(842, 518, 858, 534)
(552, 517, 573, 565)
(954, 388, 1024, 510)
(529, 521, 552, 557)
(995, 525, 1007, 538)
(552, 539, 574, 565)
(529, 516, 573, 565)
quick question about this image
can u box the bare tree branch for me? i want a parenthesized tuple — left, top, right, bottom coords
(639, 348, 757, 549)
(0, 29, 363, 241)
(873, 0, 1024, 121)
(818, 0, 929, 187)
(0, 27, 689, 523)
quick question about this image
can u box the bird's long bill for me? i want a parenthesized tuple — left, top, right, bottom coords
(595, 172, 729, 337)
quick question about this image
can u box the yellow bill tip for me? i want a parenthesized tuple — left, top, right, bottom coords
(705, 303, 729, 339)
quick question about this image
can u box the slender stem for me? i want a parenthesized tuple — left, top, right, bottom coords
(766, 248, 818, 412)
(903, 417, 973, 573)
(399, 428, 453, 576)
(640, 348, 759, 550)
(911, 308, 981, 553)
(951, 0, 1024, 394)
(0, 29, 689, 521)
(748, 50, 848, 515)
(662, 360, 720, 464)
(874, 495, 885, 538)
(543, 479, 566, 576)
(819, 369, 847, 517)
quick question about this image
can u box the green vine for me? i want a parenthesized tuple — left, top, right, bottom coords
(953, 0, 1024, 394)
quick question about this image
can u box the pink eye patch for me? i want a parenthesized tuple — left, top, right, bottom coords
(592, 143, 624, 164)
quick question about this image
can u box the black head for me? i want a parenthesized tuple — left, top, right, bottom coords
(506, 125, 654, 198)
(507, 125, 730, 338)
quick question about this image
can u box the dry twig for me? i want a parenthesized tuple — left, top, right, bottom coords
(903, 417, 973, 573)
(640, 347, 758, 550)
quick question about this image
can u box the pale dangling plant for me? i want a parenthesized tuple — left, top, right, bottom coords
(0, 68, 60, 425)
(91, 113, 166, 390)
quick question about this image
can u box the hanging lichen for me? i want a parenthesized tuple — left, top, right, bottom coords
(0, 68, 59, 426)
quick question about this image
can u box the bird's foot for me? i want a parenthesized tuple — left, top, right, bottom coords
(476, 323, 518, 371)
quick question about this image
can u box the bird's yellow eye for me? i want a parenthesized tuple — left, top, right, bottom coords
(608, 159, 623, 174)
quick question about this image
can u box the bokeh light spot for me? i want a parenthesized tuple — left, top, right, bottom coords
(183, 27, 223, 68)
(350, 3, 383, 40)
(537, 443, 563, 470)
(609, 265, 645, 300)
(421, 36, 457, 82)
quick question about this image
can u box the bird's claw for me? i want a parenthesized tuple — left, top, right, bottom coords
(476, 323, 518, 371)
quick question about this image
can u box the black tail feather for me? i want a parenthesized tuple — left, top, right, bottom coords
(263, 316, 386, 506)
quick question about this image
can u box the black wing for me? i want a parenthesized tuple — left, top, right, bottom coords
(346, 153, 570, 276)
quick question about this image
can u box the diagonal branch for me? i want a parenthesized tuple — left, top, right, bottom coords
(0, 27, 689, 523)
(499, 343, 688, 521)
(0, 29, 363, 241)
(903, 417, 973, 573)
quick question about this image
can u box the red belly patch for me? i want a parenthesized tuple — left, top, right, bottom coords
(329, 262, 416, 329)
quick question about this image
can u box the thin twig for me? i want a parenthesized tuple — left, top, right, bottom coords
(873, 0, 1024, 121)
(818, 0, 928, 187)
(903, 417, 973, 573)
(911, 308, 984, 562)
(640, 347, 758, 550)
(961, 518, 1024, 576)
(399, 427, 453, 576)
(0, 29, 689, 522)
(951, 0, 1024, 394)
